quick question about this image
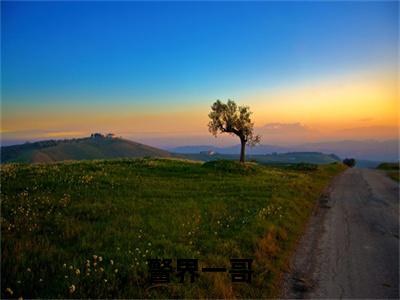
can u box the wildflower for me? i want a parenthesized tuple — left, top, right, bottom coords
(75, 269, 80, 275)
(148, 242, 151, 246)
(110, 259, 114, 265)
(93, 262, 97, 267)
(39, 278, 43, 282)
(5, 288, 13, 295)
(69, 284, 76, 294)
(63, 263, 67, 268)
(98, 256, 103, 262)
(65, 275, 68, 279)
(104, 279, 107, 283)
(99, 267, 104, 272)
(69, 265, 73, 270)
(27, 268, 31, 272)
(93, 255, 98, 261)
(114, 269, 118, 273)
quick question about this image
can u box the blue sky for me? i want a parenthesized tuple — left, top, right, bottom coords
(1, 1, 398, 146)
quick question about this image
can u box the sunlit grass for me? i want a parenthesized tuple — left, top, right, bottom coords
(1, 158, 345, 298)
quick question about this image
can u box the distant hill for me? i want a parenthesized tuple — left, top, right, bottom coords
(293, 140, 399, 162)
(180, 151, 340, 165)
(169, 139, 399, 162)
(254, 152, 341, 164)
(1, 135, 171, 163)
(169, 144, 287, 155)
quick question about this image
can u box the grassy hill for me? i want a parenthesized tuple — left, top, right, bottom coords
(1, 136, 171, 163)
(1, 158, 346, 298)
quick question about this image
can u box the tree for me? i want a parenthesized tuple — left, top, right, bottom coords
(208, 99, 261, 163)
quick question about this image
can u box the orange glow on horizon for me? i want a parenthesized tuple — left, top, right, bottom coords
(2, 70, 398, 143)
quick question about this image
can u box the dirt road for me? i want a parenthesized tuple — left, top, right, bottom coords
(282, 168, 399, 299)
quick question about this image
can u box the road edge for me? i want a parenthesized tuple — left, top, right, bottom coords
(278, 168, 347, 298)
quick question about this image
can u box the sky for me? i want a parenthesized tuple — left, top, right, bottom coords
(1, 1, 399, 147)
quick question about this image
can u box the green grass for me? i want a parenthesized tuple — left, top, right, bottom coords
(1, 158, 346, 298)
(377, 162, 399, 182)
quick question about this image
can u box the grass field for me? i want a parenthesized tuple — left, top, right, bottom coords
(1, 158, 346, 298)
(377, 162, 399, 182)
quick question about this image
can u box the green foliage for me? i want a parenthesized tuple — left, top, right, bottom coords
(1, 158, 345, 298)
(202, 160, 259, 174)
(283, 163, 318, 171)
(377, 162, 399, 170)
(342, 158, 356, 167)
(208, 99, 260, 162)
(377, 162, 400, 182)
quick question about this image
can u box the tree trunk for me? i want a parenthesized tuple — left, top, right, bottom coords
(240, 138, 246, 163)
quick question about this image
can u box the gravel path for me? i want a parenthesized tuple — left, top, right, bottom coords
(282, 168, 399, 299)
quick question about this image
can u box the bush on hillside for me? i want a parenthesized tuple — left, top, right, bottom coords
(287, 163, 318, 171)
(343, 158, 356, 167)
(202, 159, 258, 174)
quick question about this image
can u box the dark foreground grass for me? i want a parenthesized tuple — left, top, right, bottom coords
(377, 162, 399, 182)
(1, 158, 346, 298)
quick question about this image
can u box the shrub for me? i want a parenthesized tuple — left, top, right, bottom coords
(288, 163, 318, 171)
(202, 159, 258, 174)
(343, 158, 356, 167)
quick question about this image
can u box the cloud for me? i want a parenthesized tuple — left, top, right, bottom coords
(258, 122, 315, 134)
(255, 122, 319, 144)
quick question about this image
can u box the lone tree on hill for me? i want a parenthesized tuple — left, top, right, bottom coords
(208, 99, 261, 163)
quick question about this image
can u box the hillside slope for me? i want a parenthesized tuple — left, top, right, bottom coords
(1, 136, 171, 163)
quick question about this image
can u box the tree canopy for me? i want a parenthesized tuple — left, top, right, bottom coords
(208, 99, 260, 162)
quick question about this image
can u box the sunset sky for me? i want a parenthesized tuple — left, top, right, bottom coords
(1, 1, 398, 147)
